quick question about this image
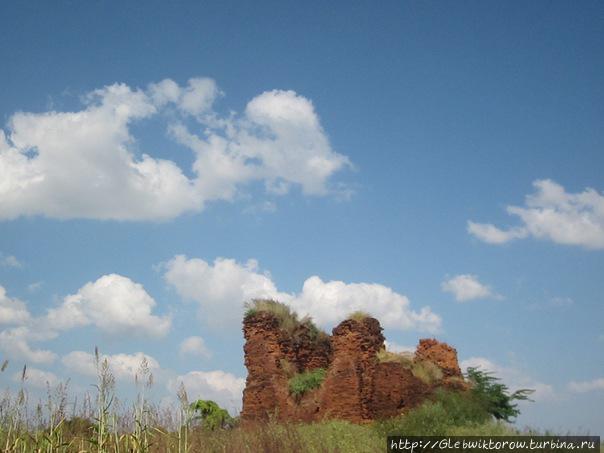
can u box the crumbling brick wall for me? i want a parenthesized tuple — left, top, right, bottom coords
(241, 311, 464, 424)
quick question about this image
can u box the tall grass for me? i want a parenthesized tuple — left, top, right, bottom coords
(0, 353, 591, 452)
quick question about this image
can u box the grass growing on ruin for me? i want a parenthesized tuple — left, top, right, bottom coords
(411, 360, 444, 384)
(376, 348, 414, 367)
(346, 310, 372, 321)
(376, 348, 444, 385)
(288, 368, 327, 398)
(244, 299, 330, 346)
(244, 299, 300, 332)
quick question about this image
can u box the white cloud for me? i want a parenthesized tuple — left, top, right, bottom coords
(27, 281, 43, 293)
(460, 357, 555, 402)
(441, 274, 500, 302)
(467, 222, 528, 244)
(290, 276, 441, 332)
(148, 77, 219, 116)
(179, 336, 211, 359)
(0, 275, 168, 365)
(0, 285, 31, 324)
(0, 79, 349, 221)
(163, 255, 286, 327)
(163, 255, 441, 332)
(468, 179, 604, 250)
(550, 296, 574, 307)
(13, 366, 59, 388)
(167, 370, 245, 415)
(0, 253, 22, 268)
(0, 327, 56, 364)
(568, 378, 604, 393)
(0, 286, 54, 364)
(62, 350, 160, 381)
(46, 274, 170, 337)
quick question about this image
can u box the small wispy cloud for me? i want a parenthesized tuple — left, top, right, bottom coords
(384, 340, 415, 354)
(568, 378, 604, 393)
(468, 179, 604, 250)
(179, 336, 212, 359)
(0, 253, 22, 269)
(27, 281, 43, 293)
(460, 357, 556, 402)
(441, 274, 502, 302)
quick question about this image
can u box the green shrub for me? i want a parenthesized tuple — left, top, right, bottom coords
(190, 399, 235, 431)
(288, 368, 327, 398)
(466, 367, 534, 422)
(374, 389, 491, 436)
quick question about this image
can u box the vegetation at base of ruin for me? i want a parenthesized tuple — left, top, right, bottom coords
(411, 359, 444, 384)
(243, 299, 329, 346)
(466, 367, 534, 422)
(0, 348, 581, 452)
(375, 388, 494, 437)
(0, 357, 595, 453)
(288, 368, 327, 399)
(346, 310, 372, 321)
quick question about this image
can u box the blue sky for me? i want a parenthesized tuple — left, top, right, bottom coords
(0, 0, 602, 434)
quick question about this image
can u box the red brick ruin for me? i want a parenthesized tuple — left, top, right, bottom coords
(241, 309, 467, 424)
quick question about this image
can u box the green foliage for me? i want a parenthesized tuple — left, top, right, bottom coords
(374, 389, 491, 436)
(466, 367, 534, 422)
(190, 400, 235, 431)
(288, 368, 327, 398)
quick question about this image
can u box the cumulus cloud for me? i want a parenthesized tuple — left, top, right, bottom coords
(0, 327, 57, 364)
(62, 350, 160, 381)
(568, 377, 604, 393)
(0, 78, 349, 221)
(0, 275, 168, 364)
(46, 274, 171, 337)
(163, 255, 287, 327)
(13, 366, 59, 388)
(163, 255, 441, 332)
(468, 179, 604, 250)
(460, 357, 555, 402)
(0, 286, 55, 364)
(289, 276, 441, 332)
(0, 285, 31, 324)
(167, 370, 245, 415)
(179, 336, 211, 359)
(441, 274, 501, 302)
